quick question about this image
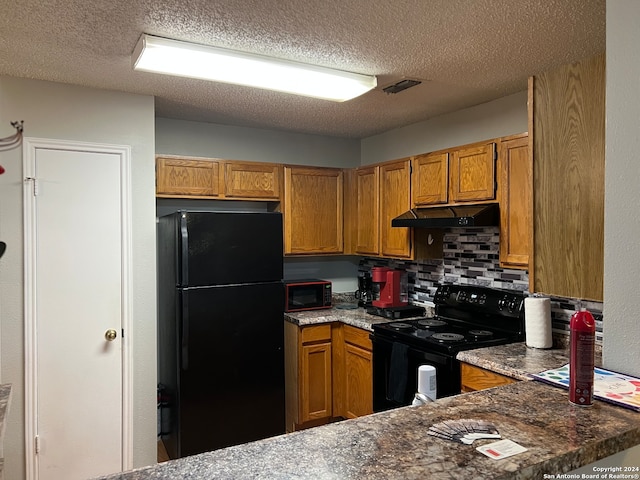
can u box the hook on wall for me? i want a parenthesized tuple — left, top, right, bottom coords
(0, 120, 25, 174)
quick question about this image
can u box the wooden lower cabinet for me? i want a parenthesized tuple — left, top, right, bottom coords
(285, 321, 373, 432)
(285, 322, 333, 432)
(334, 324, 373, 419)
(460, 362, 516, 392)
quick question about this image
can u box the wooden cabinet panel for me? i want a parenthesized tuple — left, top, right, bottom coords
(300, 342, 332, 422)
(412, 152, 449, 205)
(354, 166, 380, 255)
(499, 134, 531, 269)
(284, 166, 343, 255)
(531, 53, 605, 301)
(450, 143, 496, 203)
(460, 363, 516, 393)
(342, 325, 373, 418)
(156, 157, 220, 197)
(380, 159, 412, 258)
(223, 161, 281, 199)
(285, 322, 333, 430)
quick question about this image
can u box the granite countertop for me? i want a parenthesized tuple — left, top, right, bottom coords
(284, 304, 434, 331)
(96, 380, 640, 480)
(456, 342, 603, 381)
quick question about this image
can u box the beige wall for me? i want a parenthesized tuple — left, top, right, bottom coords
(0, 77, 158, 478)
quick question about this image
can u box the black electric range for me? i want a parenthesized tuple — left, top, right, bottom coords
(371, 284, 525, 411)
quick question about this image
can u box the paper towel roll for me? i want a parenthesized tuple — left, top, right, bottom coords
(524, 297, 553, 349)
(417, 365, 437, 401)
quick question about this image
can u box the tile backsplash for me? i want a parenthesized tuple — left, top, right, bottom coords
(360, 227, 603, 343)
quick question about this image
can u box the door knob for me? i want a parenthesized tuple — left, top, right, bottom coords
(105, 329, 118, 341)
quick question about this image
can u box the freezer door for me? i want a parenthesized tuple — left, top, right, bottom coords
(178, 282, 285, 456)
(179, 211, 283, 286)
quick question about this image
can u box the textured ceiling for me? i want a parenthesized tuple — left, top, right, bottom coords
(0, 0, 605, 138)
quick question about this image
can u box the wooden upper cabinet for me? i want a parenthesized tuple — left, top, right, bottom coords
(156, 157, 221, 197)
(223, 161, 281, 199)
(283, 166, 343, 255)
(531, 53, 605, 301)
(499, 134, 531, 269)
(380, 159, 412, 258)
(354, 166, 380, 256)
(412, 151, 449, 206)
(156, 156, 282, 200)
(450, 143, 496, 203)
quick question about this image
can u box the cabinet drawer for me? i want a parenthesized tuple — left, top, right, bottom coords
(460, 363, 516, 392)
(343, 325, 372, 350)
(300, 324, 332, 344)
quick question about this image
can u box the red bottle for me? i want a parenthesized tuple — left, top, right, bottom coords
(569, 308, 596, 406)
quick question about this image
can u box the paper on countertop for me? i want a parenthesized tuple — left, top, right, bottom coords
(532, 364, 640, 412)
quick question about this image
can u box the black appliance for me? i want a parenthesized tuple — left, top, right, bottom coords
(355, 271, 373, 307)
(371, 284, 524, 412)
(283, 279, 332, 312)
(391, 203, 499, 228)
(157, 211, 285, 459)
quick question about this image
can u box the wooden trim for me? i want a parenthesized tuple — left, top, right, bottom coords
(527, 76, 535, 293)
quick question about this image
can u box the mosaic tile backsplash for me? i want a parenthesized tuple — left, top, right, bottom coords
(360, 227, 603, 343)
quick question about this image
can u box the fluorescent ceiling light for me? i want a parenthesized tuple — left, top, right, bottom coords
(132, 34, 377, 102)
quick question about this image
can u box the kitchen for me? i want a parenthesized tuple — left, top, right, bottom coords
(0, 0, 639, 479)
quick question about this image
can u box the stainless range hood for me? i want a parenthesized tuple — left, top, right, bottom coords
(391, 203, 499, 228)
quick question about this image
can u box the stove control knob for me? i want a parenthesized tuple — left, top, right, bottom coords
(498, 296, 508, 310)
(508, 298, 518, 312)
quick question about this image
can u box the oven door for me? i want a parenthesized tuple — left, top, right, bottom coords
(371, 335, 461, 412)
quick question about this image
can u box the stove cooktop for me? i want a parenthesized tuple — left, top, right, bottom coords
(371, 316, 520, 354)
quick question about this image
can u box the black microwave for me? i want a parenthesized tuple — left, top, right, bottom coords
(284, 279, 332, 312)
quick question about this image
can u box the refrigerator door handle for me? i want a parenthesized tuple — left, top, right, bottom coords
(181, 293, 189, 370)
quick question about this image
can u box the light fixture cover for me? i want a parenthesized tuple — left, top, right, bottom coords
(132, 34, 377, 102)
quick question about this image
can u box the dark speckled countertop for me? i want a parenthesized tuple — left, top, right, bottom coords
(94, 311, 639, 479)
(96, 380, 640, 480)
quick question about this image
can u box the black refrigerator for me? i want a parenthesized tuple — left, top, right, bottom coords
(157, 210, 285, 459)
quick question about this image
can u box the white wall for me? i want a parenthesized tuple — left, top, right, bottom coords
(360, 90, 528, 164)
(0, 77, 158, 478)
(603, 0, 640, 376)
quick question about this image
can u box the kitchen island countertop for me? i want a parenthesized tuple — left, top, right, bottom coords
(96, 379, 640, 480)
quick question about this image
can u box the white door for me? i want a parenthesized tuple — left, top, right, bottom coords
(24, 138, 132, 480)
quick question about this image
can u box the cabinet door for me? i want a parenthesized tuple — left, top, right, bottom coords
(224, 161, 281, 199)
(531, 54, 605, 301)
(460, 363, 516, 392)
(156, 157, 220, 197)
(284, 167, 343, 255)
(499, 135, 531, 269)
(412, 152, 449, 205)
(450, 143, 496, 202)
(343, 326, 373, 418)
(354, 166, 380, 255)
(300, 341, 332, 422)
(380, 159, 412, 258)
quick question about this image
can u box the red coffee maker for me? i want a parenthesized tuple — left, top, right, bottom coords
(372, 267, 408, 308)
